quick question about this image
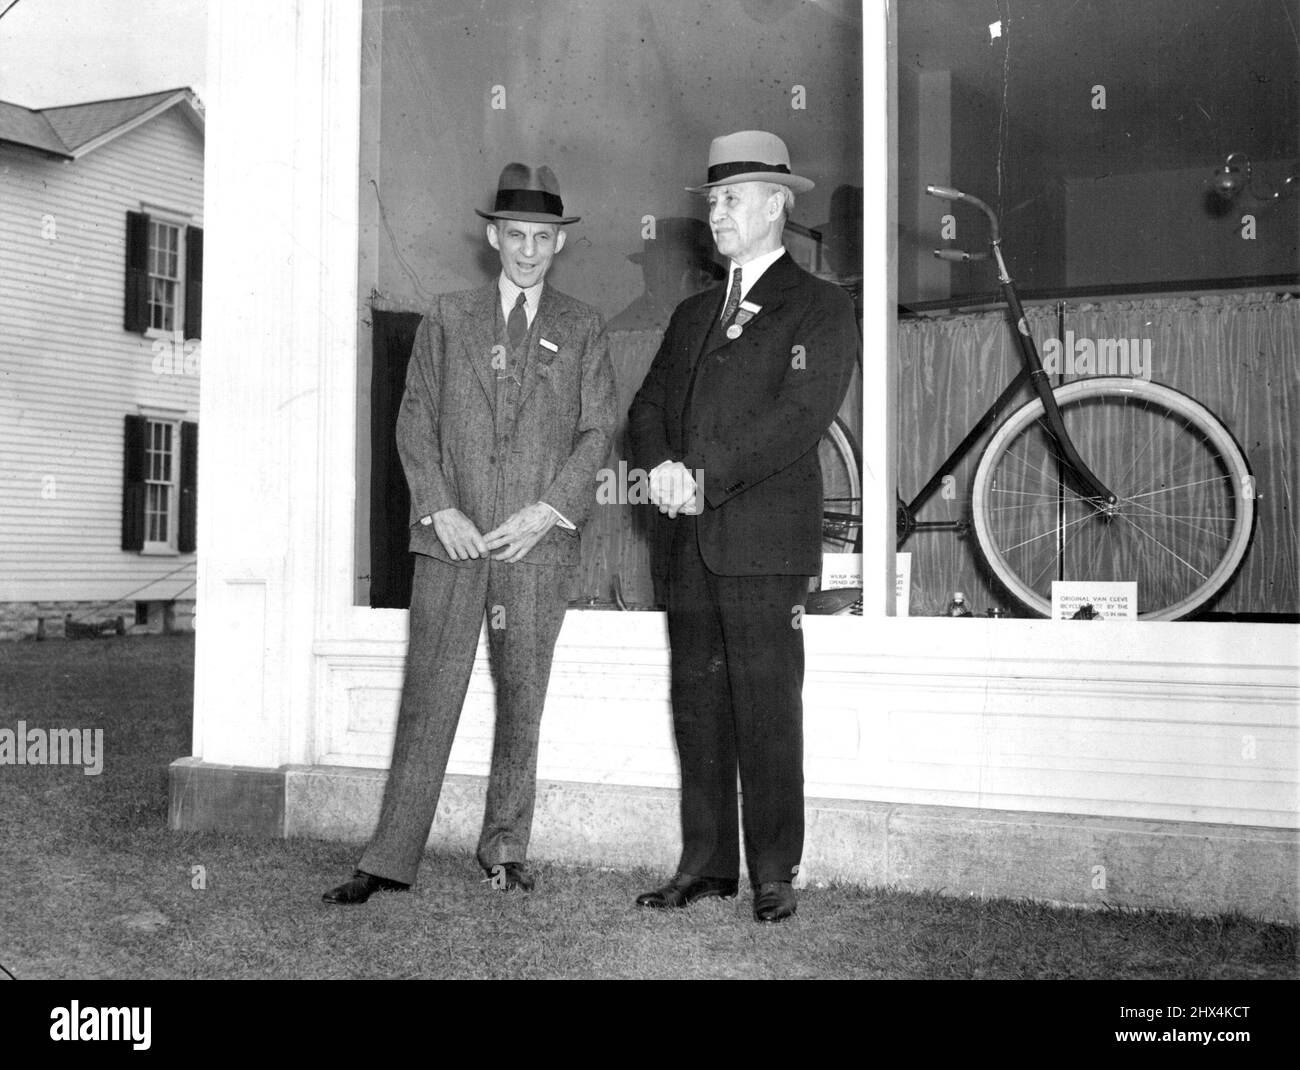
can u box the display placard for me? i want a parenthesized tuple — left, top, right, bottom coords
(1051, 581, 1137, 620)
(822, 552, 863, 593)
(895, 552, 911, 617)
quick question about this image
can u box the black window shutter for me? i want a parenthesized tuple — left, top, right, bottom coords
(122, 415, 148, 550)
(184, 225, 203, 340)
(179, 421, 198, 553)
(124, 211, 150, 333)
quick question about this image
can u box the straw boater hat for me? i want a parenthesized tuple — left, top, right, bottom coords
(685, 130, 815, 194)
(476, 162, 581, 224)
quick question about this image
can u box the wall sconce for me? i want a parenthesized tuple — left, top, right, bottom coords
(1212, 152, 1298, 203)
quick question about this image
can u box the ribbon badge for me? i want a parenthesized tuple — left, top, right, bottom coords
(725, 300, 762, 340)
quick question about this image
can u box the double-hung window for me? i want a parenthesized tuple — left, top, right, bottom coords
(122, 415, 197, 555)
(144, 418, 177, 549)
(147, 219, 182, 333)
(124, 210, 202, 339)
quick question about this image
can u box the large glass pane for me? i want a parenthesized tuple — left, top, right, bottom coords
(354, 0, 865, 610)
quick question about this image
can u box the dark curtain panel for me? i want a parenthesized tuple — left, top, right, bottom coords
(369, 310, 422, 609)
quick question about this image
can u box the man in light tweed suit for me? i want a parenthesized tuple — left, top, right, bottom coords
(324, 164, 617, 903)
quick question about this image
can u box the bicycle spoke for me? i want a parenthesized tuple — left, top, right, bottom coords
(1111, 510, 1210, 581)
(1122, 474, 1235, 500)
(995, 506, 1099, 555)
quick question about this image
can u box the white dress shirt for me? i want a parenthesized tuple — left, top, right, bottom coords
(720, 245, 786, 311)
(498, 274, 543, 329)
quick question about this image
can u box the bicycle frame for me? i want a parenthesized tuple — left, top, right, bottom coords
(898, 186, 1117, 549)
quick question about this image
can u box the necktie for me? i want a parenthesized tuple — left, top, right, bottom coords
(507, 291, 528, 348)
(720, 266, 742, 324)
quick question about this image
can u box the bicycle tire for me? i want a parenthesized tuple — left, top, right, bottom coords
(970, 377, 1255, 621)
(820, 415, 863, 553)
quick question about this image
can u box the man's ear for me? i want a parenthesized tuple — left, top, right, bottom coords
(554, 228, 567, 254)
(486, 222, 501, 250)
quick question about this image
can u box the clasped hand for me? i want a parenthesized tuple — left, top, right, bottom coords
(432, 504, 556, 563)
(648, 460, 699, 518)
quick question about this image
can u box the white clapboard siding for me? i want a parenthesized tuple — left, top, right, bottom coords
(0, 106, 203, 604)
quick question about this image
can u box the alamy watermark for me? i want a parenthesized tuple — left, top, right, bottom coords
(0, 722, 103, 775)
(1041, 330, 1152, 380)
(595, 460, 705, 509)
(50, 1001, 150, 1050)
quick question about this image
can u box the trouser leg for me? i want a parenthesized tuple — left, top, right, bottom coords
(474, 560, 571, 869)
(358, 554, 487, 885)
(664, 519, 741, 879)
(713, 570, 807, 885)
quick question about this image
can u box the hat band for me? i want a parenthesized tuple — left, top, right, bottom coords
(706, 160, 792, 184)
(493, 188, 565, 217)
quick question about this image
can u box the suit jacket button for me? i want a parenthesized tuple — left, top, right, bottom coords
(489, 455, 497, 464)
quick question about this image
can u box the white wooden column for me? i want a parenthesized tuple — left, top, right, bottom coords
(192, 0, 363, 768)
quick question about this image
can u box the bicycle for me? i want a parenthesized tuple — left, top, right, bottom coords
(896, 185, 1256, 621)
(820, 414, 863, 556)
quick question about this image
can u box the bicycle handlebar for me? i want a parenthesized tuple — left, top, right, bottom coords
(925, 182, 1000, 243)
(924, 184, 962, 201)
(932, 248, 988, 262)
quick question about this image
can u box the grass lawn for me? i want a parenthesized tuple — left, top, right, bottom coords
(0, 634, 1295, 981)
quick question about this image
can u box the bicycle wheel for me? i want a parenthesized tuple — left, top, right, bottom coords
(971, 377, 1255, 621)
(820, 415, 862, 553)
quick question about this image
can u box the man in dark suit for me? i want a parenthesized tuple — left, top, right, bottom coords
(627, 131, 858, 923)
(323, 163, 617, 904)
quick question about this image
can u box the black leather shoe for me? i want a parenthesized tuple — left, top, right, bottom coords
(485, 862, 535, 892)
(321, 870, 409, 905)
(636, 872, 739, 909)
(753, 880, 797, 922)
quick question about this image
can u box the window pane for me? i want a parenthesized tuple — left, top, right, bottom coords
(150, 278, 176, 331)
(147, 484, 162, 541)
(148, 218, 180, 309)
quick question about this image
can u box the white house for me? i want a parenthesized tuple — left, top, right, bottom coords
(0, 88, 204, 640)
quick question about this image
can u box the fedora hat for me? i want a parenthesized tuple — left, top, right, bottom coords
(476, 162, 580, 224)
(686, 130, 815, 194)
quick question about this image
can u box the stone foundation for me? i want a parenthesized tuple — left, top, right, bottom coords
(169, 759, 1300, 924)
(0, 599, 196, 641)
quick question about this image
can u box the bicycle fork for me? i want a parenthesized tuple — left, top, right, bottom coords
(996, 257, 1118, 512)
(927, 183, 1118, 511)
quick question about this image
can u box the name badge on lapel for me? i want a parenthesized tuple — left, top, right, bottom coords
(726, 300, 762, 340)
(539, 338, 559, 353)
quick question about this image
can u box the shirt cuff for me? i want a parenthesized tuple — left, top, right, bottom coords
(540, 501, 575, 530)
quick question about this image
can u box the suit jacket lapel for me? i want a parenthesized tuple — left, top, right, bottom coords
(682, 254, 803, 432)
(686, 282, 728, 368)
(517, 284, 563, 413)
(463, 283, 500, 410)
(729, 252, 797, 338)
